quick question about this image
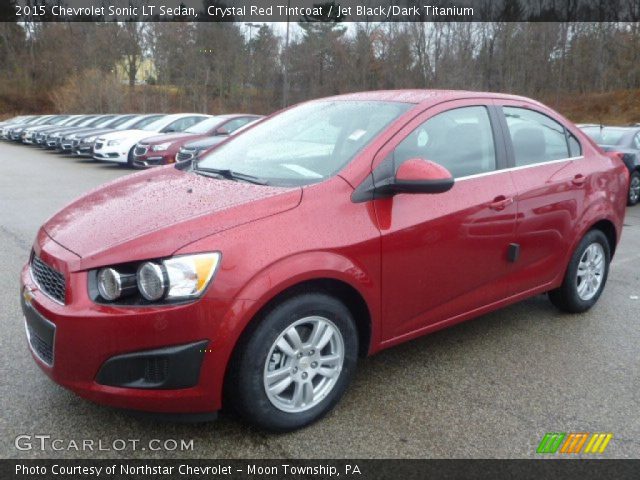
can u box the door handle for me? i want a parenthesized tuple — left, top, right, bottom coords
(572, 174, 586, 186)
(489, 195, 514, 211)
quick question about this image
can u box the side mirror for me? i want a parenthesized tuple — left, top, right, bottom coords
(214, 127, 229, 136)
(392, 158, 454, 194)
(351, 157, 454, 203)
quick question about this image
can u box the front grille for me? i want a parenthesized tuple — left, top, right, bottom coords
(176, 149, 195, 162)
(26, 323, 54, 365)
(94, 142, 104, 150)
(31, 255, 66, 304)
(134, 145, 148, 156)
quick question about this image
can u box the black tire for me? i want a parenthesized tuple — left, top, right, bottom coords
(125, 146, 135, 168)
(628, 171, 640, 206)
(225, 292, 358, 432)
(549, 229, 610, 313)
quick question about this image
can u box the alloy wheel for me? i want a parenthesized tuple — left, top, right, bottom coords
(629, 175, 640, 204)
(263, 316, 345, 413)
(576, 242, 605, 301)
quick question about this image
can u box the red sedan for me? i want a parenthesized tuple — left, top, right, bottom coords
(21, 90, 628, 431)
(132, 114, 262, 167)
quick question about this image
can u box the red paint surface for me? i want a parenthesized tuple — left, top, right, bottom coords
(21, 90, 628, 414)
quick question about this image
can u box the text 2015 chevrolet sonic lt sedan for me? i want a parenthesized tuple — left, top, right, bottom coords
(21, 90, 628, 431)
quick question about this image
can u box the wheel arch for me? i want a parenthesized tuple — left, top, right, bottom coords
(239, 277, 373, 359)
(218, 253, 378, 410)
(589, 218, 618, 257)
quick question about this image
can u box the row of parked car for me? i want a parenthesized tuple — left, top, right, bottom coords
(578, 124, 640, 205)
(0, 112, 263, 168)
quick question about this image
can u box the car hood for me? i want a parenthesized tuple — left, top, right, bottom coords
(26, 124, 61, 132)
(43, 166, 302, 270)
(139, 132, 195, 145)
(184, 136, 225, 150)
(75, 128, 118, 140)
(99, 129, 147, 140)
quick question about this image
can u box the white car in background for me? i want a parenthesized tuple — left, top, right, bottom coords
(93, 113, 212, 166)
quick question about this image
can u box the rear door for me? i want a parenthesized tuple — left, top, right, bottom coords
(496, 102, 585, 295)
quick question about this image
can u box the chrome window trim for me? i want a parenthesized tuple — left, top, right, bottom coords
(456, 156, 584, 182)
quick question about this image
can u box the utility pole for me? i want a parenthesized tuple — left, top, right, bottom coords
(245, 22, 261, 85)
(282, 0, 291, 108)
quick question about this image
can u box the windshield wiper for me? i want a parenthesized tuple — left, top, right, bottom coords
(192, 165, 269, 185)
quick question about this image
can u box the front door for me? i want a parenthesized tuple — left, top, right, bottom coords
(377, 100, 518, 341)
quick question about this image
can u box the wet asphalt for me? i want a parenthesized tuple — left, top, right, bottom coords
(0, 141, 638, 459)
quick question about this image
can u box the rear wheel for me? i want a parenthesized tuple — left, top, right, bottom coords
(226, 292, 358, 432)
(628, 171, 640, 206)
(549, 230, 610, 313)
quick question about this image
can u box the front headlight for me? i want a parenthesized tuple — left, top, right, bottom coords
(107, 139, 123, 146)
(97, 268, 136, 301)
(93, 252, 221, 303)
(151, 142, 172, 152)
(137, 262, 166, 301)
(163, 253, 220, 299)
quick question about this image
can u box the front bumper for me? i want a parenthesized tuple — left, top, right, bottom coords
(93, 144, 128, 163)
(58, 139, 74, 152)
(73, 143, 94, 157)
(132, 152, 173, 168)
(20, 254, 228, 414)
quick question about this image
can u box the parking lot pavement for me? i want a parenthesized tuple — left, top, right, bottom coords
(0, 141, 639, 459)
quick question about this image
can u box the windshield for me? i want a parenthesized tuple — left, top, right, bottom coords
(92, 116, 116, 128)
(34, 116, 53, 125)
(582, 127, 628, 145)
(48, 116, 68, 125)
(60, 116, 80, 125)
(105, 115, 135, 128)
(77, 116, 99, 127)
(185, 117, 222, 134)
(142, 116, 175, 131)
(129, 115, 165, 130)
(197, 101, 412, 186)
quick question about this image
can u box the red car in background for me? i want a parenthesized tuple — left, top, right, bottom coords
(21, 90, 628, 432)
(132, 114, 261, 167)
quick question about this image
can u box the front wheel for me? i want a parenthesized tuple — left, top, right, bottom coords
(226, 292, 358, 432)
(125, 146, 135, 168)
(628, 171, 640, 206)
(549, 230, 610, 313)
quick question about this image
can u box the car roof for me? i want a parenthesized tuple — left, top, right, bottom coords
(162, 113, 210, 120)
(323, 89, 541, 106)
(216, 113, 261, 119)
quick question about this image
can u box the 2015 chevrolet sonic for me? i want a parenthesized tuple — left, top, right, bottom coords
(21, 90, 628, 431)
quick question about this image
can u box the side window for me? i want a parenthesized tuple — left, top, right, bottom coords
(503, 107, 569, 166)
(394, 106, 496, 178)
(568, 133, 582, 157)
